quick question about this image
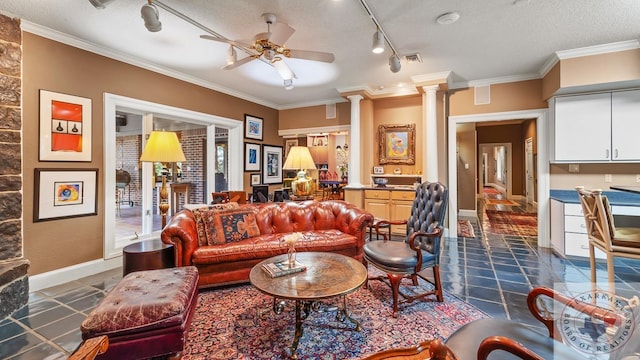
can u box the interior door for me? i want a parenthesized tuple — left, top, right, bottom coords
(525, 138, 535, 205)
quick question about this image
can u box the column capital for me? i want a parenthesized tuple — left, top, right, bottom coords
(347, 94, 364, 103)
(421, 85, 440, 93)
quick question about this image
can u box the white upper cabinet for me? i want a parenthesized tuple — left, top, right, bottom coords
(554, 90, 640, 162)
(554, 93, 611, 162)
(611, 90, 640, 161)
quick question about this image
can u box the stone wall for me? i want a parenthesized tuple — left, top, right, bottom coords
(0, 13, 29, 319)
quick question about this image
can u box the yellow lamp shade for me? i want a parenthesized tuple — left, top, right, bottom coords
(139, 130, 186, 163)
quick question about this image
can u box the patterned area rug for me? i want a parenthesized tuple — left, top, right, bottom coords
(457, 220, 475, 238)
(184, 266, 488, 359)
(484, 210, 537, 236)
(485, 199, 519, 206)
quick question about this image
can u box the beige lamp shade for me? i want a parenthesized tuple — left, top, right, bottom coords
(139, 130, 186, 163)
(283, 146, 316, 171)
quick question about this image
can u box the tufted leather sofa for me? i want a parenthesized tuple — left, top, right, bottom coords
(162, 200, 374, 288)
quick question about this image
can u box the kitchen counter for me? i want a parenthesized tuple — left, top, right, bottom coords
(550, 189, 640, 206)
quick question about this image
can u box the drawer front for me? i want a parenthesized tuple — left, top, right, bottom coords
(564, 215, 587, 234)
(564, 203, 584, 216)
(390, 190, 414, 201)
(364, 190, 389, 200)
(564, 232, 605, 259)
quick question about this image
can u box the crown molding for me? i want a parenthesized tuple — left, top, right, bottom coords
(20, 21, 280, 110)
(278, 124, 351, 138)
(555, 39, 640, 60)
(278, 97, 347, 110)
(410, 71, 453, 85)
(538, 53, 560, 78)
(451, 73, 541, 89)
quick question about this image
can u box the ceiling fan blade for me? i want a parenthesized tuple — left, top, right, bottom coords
(200, 35, 253, 49)
(288, 49, 335, 63)
(268, 22, 295, 45)
(222, 56, 254, 70)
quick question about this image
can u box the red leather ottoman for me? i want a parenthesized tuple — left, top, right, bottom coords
(81, 266, 199, 360)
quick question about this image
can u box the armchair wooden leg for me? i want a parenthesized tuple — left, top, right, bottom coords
(433, 265, 443, 302)
(387, 273, 403, 318)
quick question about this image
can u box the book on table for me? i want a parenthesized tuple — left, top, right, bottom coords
(262, 260, 307, 278)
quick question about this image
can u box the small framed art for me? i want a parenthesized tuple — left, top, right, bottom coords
(250, 173, 261, 185)
(373, 166, 384, 174)
(284, 139, 298, 158)
(244, 142, 261, 172)
(244, 114, 264, 141)
(39, 90, 92, 162)
(34, 168, 98, 222)
(262, 144, 283, 184)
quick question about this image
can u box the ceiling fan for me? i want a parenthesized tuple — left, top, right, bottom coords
(200, 13, 335, 86)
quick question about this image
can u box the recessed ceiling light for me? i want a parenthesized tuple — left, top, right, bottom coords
(436, 12, 460, 25)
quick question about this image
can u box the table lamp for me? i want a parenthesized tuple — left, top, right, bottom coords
(283, 146, 316, 196)
(140, 130, 186, 228)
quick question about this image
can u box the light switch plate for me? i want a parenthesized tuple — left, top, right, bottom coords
(636, 175, 640, 183)
(568, 164, 579, 173)
(605, 174, 613, 183)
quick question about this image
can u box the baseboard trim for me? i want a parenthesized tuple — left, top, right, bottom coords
(29, 257, 122, 292)
(459, 209, 477, 217)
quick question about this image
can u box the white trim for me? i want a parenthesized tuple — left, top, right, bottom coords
(104, 93, 243, 259)
(278, 125, 351, 138)
(539, 54, 560, 78)
(555, 39, 640, 60)
(411, 71, 453, 86)
(278, 97, 348, 110)
(448, 109, 550, 248)
(29, 257, 122, 292)
(460, 73, 541, 89)
(458, 209, 477, 218)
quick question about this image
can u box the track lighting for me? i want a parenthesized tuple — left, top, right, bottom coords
(88, 0, 115, 9)
(284, 79, 294, 90)
(389, 54, 401, 73)
(141, 3, 162, 32)
(226, 46, 237, 66)
(372, 30, 384, 54)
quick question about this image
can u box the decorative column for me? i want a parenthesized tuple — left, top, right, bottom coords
(347, 95, 363, 188)
(422, 85, 439, 182)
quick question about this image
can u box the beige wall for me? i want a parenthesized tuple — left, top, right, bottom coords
(449, 80, 547, 116)
(477, 124, 525, 196)
(561, 49, 640, 89)
(456, 123, 476, 210)
(278, 102, 350, 130)
(23, 33, 279, 275)
(550, 163, 640, 190)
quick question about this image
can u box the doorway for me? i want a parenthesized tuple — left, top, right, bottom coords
(478, 142, 512, 199)
(104, 94, 244, 259)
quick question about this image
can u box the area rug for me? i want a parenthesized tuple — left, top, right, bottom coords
(484, 210, 537, 237)
(485, 199, 520, 206)
(184, 266, 488, 359)
(482, 187, 500, 195)
(457, 219, 475, 238)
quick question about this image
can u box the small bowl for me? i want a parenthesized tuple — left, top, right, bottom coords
(374, 178, 388, 187)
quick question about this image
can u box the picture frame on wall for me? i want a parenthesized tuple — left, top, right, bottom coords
(34, 168, 98, 222)
(244, 114, 263, 141)
(262, 144, 283, 184)
(250, 173, 261, 185)
(244, 142, 261, 172)
(39, 90, 92, 162)
(378, 124, 416, 165)
(284, 139, 298, 158)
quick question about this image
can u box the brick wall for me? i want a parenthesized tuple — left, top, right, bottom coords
(180, 128, 207, 204)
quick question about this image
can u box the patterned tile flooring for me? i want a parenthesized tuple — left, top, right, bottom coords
(2, 190, 640, 358)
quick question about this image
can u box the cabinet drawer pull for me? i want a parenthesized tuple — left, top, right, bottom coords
(605, 149, 610, 159)
(614, 149, 619, 159)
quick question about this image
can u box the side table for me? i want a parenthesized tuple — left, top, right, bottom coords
(122, 239, 174, 276)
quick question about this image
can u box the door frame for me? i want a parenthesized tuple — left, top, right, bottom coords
(525, 137, 535, 205)
(448, 109, 550, 247)
(104, 93, 243, 259)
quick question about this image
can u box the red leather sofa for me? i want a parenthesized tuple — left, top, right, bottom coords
(162, 200, 374, 288)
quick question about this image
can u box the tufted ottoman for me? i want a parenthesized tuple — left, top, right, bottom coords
(81, 266, 199, 359)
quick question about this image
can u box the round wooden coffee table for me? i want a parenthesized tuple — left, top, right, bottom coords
(250, 252, 367, 359)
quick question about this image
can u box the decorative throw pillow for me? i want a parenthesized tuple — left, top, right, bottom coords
(191, 202, 239, 246)
(212, 208, 260, 244)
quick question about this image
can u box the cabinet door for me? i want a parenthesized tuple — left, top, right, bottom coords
(364, 198, 389, 221)
(390, 200, 413, 235)
(612, 90, 640, 161)
(554, 93, 611, 161)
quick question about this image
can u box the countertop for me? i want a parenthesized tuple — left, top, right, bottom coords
(550, 189, 640, 206)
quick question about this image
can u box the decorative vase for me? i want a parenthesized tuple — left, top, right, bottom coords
(287, 245, 296, 267)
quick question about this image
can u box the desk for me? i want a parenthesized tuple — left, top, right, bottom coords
(122, 239, 174, 276)
(170, 182, 191, 215)
(319, 180, 346, 200)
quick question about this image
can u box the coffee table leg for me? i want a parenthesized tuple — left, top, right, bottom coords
(336, 295, 361, 331)
(290, 300, 304, 359)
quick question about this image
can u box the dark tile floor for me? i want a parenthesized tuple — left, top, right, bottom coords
(2, 191, 639, 358)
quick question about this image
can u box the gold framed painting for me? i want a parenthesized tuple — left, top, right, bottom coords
(378, 124, 415, 165)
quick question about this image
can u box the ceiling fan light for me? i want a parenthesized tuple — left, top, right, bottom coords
(389, 54, 401, 73)
(284, 79, 294, 90)
(88, 0, 115, 9)
(372, 30, 385, 54)
(273, 58, 295, 80)
(226, 46, 237, 65)
(141, 3, 162, 32)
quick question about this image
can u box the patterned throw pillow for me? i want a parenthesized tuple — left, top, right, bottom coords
(191, 202, 239, 246)
(213, 208, 261, 244)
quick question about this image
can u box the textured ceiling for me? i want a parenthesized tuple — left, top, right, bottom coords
(1, 0, 640, 109)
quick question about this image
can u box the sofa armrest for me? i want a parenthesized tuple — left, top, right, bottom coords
(338, 202, 374, 248)
(161, 210, 199, 267)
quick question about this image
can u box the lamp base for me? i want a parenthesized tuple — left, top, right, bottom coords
(292, 172, 312, 196)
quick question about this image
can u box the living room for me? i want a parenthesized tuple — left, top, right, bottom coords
(2, 1, 640, 358)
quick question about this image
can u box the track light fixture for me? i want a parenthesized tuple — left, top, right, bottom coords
(389, 54, 401, 73)
(359, 0, 401, 73)
(226, 46, 237, 66)
(372, 30, 384, 54)
(88, 0, 115, 9)
(141, 2, 161, 32)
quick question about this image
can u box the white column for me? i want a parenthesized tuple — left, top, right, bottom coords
(347, 95, 364, 188)
(422, 85, 439, 182)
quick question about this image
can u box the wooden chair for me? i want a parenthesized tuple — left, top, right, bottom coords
(363, 181, 448, 317)
(226, 191, 247, 204)
(575, 187, 640, 292)
(361, 339, 456, 360)
(211, 192, 230, 204)
(68, 335, 108, 360)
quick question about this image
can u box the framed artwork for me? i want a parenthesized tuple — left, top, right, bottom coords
(262, 144, 283, 184)
(373, 166, 384, 174)
(244, 114, 264, 141)
(244, 142, 261, 172)
(378, 124, 416, 165)
(250, 173, 261, 185)
(284, 139, 298, 158)
(34, 168, 98, 222)
(39, 90, 92, 162)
